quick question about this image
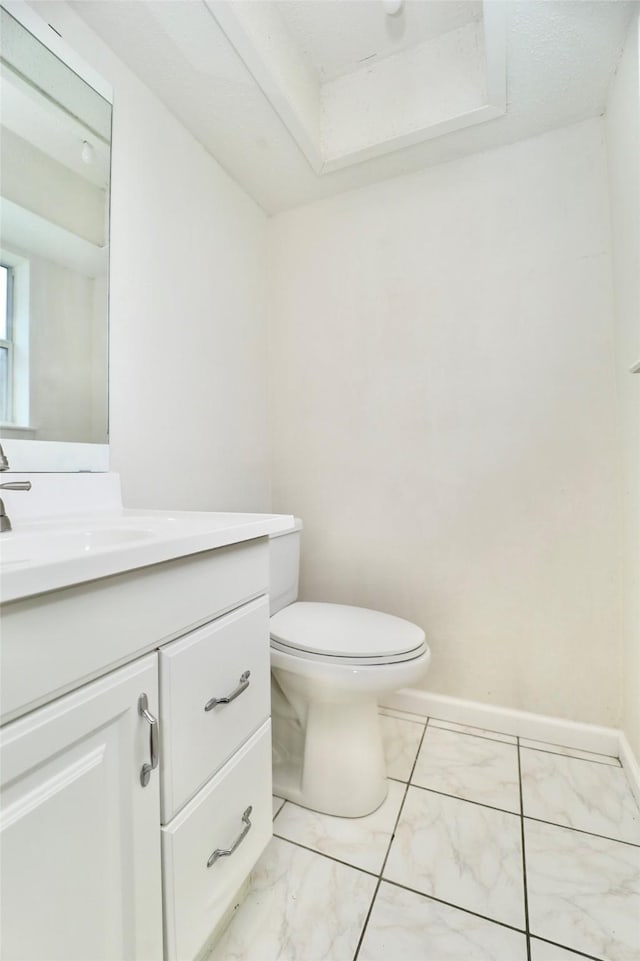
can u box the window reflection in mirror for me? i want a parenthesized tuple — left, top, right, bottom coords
(0, 5, 111, 450)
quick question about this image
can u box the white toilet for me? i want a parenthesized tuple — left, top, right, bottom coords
(269, 519, 431, 817)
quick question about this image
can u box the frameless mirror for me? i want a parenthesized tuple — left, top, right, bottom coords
(0, 2, 111, 471)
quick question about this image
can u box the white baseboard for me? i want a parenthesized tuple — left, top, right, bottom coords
(618, 732, 640, 808)
(380, 688, 621, 757)
(380, 688, 640, 810)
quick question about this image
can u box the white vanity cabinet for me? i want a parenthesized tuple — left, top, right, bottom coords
(0, 526, 282, 961)
(0, 653, 163, 961)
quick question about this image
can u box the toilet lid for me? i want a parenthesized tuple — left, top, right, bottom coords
(269, 602, 426, 661)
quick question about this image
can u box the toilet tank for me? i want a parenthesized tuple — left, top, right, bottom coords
(269, 517, 303, 615)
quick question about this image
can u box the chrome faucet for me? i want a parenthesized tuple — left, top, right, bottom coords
(0, 444, 32, 531)
(0, 482, 32, 532)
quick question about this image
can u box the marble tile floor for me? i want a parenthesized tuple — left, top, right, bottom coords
(207, 710, 640, 961)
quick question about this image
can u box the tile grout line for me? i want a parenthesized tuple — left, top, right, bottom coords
(271, 834, 379, 878)
(517, 736, 532, 961)
(351, 878, 382, 961)
(520, 748, 621, 768)
(379, 709, 428, 728)
(530, 934, 608, 961)
(523, 814, 640, 849)
(429, 716, 517, 740)
(519, 747, 621, 768)
(429, 724, 517, 746)
(393, 784, 640, 850)
(430, 727, 619, 767)
(409, 782, 522, 817)
(420, 716, 620, 765)
(383, 715, 431, 874)
(382, 878, 528, 937)
(352, 717, 431, 961)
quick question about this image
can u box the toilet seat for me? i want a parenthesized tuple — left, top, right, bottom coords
(270, 601, 427, 667)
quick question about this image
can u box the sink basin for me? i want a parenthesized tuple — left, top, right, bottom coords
(0, 528, 156, 566)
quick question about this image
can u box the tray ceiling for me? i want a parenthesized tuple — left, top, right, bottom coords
(59, 0, 636, 213)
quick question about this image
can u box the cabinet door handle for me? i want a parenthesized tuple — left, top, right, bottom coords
(138, 693, 159, 787)
(207, 806, 253, 868)
(204, 670, 251, 712)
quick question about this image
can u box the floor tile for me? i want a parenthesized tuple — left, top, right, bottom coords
(526, 819, 640, 961)
(272, 796, 285, 819)
(412, 726, 521, 813)
(358, 882, 528, 961)
(380, 713, 424, 781)
(429, 718, 516, 744)
(530, 938, 600, 960)
(206, 837, 377, 961)
(274, 779, 405, 874)
(383, 786, 525, 929)
(521, 748, 640, 844)
(520, 738, 620, 767)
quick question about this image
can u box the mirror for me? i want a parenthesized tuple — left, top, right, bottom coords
(0, 3, 111, 471)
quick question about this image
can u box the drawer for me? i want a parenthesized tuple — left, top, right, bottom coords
(161, 721, 272, 961)
(159, 596, 270, 821)
(1, 537, 268, 725)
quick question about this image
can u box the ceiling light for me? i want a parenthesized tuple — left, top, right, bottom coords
(381, 0, 404, 16)
(81, 140, 94, 164)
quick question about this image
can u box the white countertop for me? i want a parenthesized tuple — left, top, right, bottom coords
(0, 508, 294, 603)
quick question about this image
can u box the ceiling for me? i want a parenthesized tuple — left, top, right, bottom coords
(56, 0, 635, 214)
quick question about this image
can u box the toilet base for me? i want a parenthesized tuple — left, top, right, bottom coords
(271, 677, 389, 817)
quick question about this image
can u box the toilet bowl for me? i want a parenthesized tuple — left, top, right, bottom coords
(269, 521, 431, 817)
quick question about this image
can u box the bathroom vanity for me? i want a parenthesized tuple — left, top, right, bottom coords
(0, 476, 292, 961)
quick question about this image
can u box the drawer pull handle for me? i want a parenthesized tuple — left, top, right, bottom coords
(204, 670, 251, 712)
(138, 693, 159, 787)
(207, 806, 253, 868)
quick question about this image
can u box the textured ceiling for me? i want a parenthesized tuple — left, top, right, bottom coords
(61, 0, 635, 214)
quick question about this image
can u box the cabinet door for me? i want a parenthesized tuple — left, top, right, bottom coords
(0, 653, 163, 961)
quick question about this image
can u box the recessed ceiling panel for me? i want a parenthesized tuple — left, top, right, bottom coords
(275, 0, 483, 81)
(320, 18, 489, 166)
(206, 0, 506, 172)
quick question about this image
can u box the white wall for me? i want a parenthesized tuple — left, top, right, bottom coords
(270, 118, 621, 728)
(28, 253, 105, 443)
(606, 13, 640, 759)
(29, 1, 271, 512)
